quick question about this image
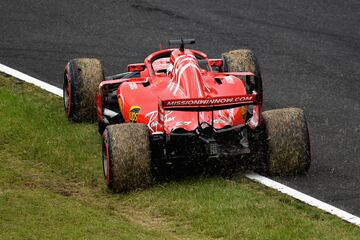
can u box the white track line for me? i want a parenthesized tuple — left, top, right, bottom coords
(0, 63, 63, 97)
(1, 63, 359, 228)
(246, 173, 360, 227)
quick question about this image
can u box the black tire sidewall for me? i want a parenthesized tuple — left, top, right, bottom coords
(63, 59, 81, 121)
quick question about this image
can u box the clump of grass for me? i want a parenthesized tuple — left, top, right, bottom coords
(0, 73, 359, 239)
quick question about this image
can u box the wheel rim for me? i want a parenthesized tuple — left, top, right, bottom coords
(63, 71, 72, 117)
(102, 130, 111, 187)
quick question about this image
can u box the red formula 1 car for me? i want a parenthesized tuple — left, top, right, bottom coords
(63, 39, 311, 192)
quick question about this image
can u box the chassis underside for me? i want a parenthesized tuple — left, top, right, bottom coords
(150, 125, 250, 162)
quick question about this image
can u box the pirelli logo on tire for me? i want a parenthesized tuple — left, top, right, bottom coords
(129, 106, 141, 123)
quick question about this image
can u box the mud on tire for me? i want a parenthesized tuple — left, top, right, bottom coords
(102, 123, 152, 192)
(222, 49, 260, 74)
(222, 48, 263, 104)
(63, 58, 104, 122)
(256, 108, 311, 175)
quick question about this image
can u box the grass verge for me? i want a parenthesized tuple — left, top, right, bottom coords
(0, 73, 359, 239)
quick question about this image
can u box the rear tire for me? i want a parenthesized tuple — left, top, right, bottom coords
(102, 124, 152, 192)
(256, 108, 311, 175)
(63, 58, 104, 122)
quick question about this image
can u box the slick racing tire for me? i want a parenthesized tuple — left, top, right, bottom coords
(259, 108, 311, 175)
(102, 123, 152, 192)
(63, 58, 104, 122)
(222, 49, 263, 99)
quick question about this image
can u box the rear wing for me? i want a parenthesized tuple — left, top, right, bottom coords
(158, 93, 259, 128)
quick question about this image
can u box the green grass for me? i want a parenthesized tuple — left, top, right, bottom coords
(0, 73, 359, 239)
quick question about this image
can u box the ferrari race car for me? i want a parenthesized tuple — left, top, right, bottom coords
(63, 39, 311, 192)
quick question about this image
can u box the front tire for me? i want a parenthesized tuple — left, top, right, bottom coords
(222, 49, 262, 99)
(102, 124, 152, 192)
(63, 58, 104, 122)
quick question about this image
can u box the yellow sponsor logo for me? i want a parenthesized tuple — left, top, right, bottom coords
(129, 106, 141, 123)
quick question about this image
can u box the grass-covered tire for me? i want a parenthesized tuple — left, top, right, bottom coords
(102, 123, 152, 192)
(261, 108, 311, 176)
(222, 49, 262, 98)
(63, 58, 104, 122)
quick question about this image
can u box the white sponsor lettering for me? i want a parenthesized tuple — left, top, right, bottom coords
(164, 96, 254, 106)
(145, 110, 174, 132)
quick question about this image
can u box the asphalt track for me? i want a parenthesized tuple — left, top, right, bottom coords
(1, 0, 359, 216)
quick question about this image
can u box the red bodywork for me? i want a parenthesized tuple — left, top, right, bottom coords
(96, 48, 262, 135)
